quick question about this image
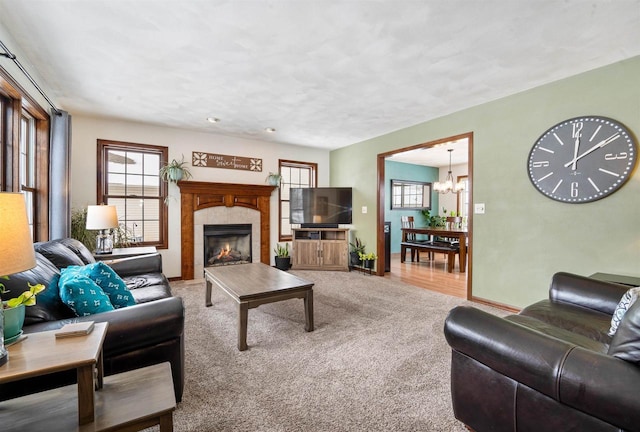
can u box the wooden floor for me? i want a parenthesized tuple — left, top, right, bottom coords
(384, 252, 467, 299)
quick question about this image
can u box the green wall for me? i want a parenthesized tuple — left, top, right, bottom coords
(331, 56, 640, 308)
(384, 160, 439, 253)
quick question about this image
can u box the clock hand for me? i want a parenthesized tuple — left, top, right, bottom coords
(571, 136, 580, 170)
(563, 132, 620, 168)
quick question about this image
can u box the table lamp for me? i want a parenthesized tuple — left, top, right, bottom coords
(86, 204, 119, 255)
(0, 193, 37, 366)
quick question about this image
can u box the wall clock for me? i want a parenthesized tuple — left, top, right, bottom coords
(527, 116, 637, 203)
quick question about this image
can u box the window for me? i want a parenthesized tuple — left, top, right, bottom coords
(0, 67, 50, 241)
(0, 95, 6, 191)
(391, 179, 432, 210)
(20, 111, 36, 237)
(97, 140, 168, 248)
(457, 175, 469, 218)
(278, 159, 317, 241)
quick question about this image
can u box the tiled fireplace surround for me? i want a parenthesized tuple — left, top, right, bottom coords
(178, 181, 277, 280)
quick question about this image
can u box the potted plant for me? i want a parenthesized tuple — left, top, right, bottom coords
(423, 208, 445, 228)
(0, 280, 44, 342)
(273, 243, 291, 271)
(160, 155, 193, 184)
(71, 207, 96, 251)
(265, 172, 282, 187)
(358, 252, 378, 269)
(349, 237, 366, 267)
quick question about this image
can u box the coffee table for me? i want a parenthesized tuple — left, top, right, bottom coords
(204, 263, 314, 351)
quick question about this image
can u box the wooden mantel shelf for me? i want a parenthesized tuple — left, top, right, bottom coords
(178, 181, 277, 280)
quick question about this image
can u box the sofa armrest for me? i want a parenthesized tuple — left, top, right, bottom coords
(71, 297, 184, 357)
(444, 306, 573, 399)
(561, 346, 640, 431)
(549, 272, 628, 315)
(444, 306, 640, 430)
(105, 253, 163, 277)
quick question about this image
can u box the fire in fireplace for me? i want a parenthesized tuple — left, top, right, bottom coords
(204, 224, 252, 267)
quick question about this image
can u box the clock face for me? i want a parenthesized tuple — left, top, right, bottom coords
(528, 116, 637, 203)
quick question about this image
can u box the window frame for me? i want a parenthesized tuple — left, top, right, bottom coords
(390, 179, 432, 210)
(0, 66, 50, 241)
(457, 175, 470, 218)
(278, 159, 318, 242)
(97, 139, 169, 249)
(19, 110, 37, 237)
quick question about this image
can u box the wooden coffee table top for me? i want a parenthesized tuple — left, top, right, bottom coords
(204, 263, 313, 301)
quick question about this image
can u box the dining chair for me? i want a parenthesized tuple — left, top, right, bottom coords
(430, 216, 462, 269)
(446, 216, 463, 230)
(400, 215, 433, 262)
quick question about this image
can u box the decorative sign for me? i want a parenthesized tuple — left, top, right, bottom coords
(192, 152, 262, 172)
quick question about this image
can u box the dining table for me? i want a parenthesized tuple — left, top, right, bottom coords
(401, 226, 468, 272)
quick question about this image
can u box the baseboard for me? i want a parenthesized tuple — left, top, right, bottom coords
(471, 296, 520, 313)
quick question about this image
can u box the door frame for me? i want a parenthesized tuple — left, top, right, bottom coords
(375, 132, 474, 300)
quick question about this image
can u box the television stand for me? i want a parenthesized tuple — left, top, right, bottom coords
(292, 228, 349, 271)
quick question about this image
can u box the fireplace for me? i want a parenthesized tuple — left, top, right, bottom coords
(178, 181, 277, 280)
(204, 224, 252, 267)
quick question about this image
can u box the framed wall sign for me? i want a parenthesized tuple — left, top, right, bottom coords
(192, 152, 263, 172)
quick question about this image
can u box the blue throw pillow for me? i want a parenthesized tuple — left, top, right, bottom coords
(82, 262, 135, 309)
(59, 273, 114, 317)
(63, 262, 136, 309)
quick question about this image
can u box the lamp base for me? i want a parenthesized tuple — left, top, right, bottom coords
(0, 349, 7, 366)
(95, 230, 114, 254)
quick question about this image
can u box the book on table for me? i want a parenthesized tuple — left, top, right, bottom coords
(55, 321, 95, 338)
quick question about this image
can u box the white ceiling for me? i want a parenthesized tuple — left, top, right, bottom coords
(0, 1, 639, 151)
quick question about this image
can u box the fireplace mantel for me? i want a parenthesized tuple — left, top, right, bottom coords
(178, 181, 277, 280)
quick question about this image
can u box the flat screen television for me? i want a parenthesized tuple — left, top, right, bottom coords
(290, 187, 353, 227)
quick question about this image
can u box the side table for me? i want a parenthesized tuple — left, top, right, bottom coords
(93, 246, 157, 261)
(589, 272, 640, 287)
(0, 322, 176, 431)
(0, 322, 108, 425)
(0, 362, 175, 431)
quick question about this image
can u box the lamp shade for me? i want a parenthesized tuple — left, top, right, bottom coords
(86, 205, 119, 230)
(0, 193, 37, 276)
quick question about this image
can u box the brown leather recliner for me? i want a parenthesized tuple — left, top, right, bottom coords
(0, 238, 185, 402)
(444, 272, 640, 432)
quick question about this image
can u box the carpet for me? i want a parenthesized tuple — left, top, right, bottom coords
(151, 270, 505, 431)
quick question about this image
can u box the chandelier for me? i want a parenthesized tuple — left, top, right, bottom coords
(434, 149, 465, 194)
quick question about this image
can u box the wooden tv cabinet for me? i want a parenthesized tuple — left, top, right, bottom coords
(292, 228, 349, 271)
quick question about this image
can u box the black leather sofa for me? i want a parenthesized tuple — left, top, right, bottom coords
(0, 238, 184, 402)
(444, 272, 640, 432)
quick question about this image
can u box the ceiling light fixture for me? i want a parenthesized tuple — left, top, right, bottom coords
(433, 149, 465, 194)
(265, 127, 276, 133)
(206, 117, 220, 123)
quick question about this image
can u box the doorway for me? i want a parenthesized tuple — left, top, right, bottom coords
(376, 132, 473, 300)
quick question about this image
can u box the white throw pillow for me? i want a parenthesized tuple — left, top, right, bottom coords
(609, 287, 640, 336)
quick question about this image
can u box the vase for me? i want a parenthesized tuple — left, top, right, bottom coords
(349, 252, 362, 267)
(364, 259, 376, 269)
(3, 304, 25, 341)
(0, 308, 7, 365)
(266, 175, 281, 187)
(167, 167, 184, 182)
(275, 256, 291, 271)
